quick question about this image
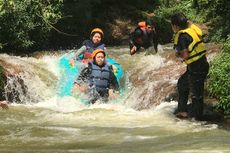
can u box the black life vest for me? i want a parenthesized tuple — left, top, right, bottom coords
(83, 40, 105, 54)
(89, 62, 110, 93)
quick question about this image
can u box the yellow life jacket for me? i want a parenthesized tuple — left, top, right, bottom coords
(190, 24, 202, 37)
(174, 25, 206, 65)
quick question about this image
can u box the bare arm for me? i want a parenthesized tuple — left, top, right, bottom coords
(109, 70, 119, 92)
(74, 45, 87, 59)
(108, 71, 120, 99)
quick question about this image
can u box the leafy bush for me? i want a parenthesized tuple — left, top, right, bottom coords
(155, 0, 207, 43)
(202, 0, 230, 42)
(0, 0, 62, 52)
(222, 35, 230, 53)
(208, 37, 230, 115)
(156, 0, 207, 23)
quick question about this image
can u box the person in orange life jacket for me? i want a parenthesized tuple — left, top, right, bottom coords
(171, 13, 209, 120)
(129, 19, 158, 55)
(72, 49, 119, 104)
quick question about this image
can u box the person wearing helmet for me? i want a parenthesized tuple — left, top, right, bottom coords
(70, 28, 118, 73)
(72, 49, 119, 104)
(129, 19, 158, 55)
(171, 12, 209, 120)
(70, 28, 106, 65)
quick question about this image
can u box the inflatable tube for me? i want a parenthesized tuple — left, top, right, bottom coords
(106, 58, 123, 82)
(57, 52, 123, 97)
(57, 52, 80, 97)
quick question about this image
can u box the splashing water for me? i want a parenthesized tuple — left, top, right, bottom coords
(0, 46, 229, 153)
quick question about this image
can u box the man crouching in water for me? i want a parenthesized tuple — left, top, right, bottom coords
(129, 19, 158, 55)
(72, 49, 120, 104)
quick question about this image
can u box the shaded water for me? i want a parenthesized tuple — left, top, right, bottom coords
(0, 46, 230, 153)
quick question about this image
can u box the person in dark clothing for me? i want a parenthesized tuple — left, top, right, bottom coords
(74, 28, 105, 59)
(72, 49, 119, 104)
(129, 19, 158, 55)
(69, 28, 118, 73)
(171, 12, 209, 120)
(70, 28, 105, 65)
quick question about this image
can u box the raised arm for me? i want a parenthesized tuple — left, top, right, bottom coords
(74, 45, 87, 60)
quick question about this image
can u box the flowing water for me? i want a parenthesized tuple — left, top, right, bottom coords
(0, 46, 230, 153)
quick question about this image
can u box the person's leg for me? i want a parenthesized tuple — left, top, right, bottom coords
(190, 78, 205, 120)
(190, 61, 209, 120)
(88, 88, 100, 104)
(176, 71, 190, 117)
(100, 96, 109, 104)
(144, 43, 156, 55)
(153, 32, 158, 53)
(98, 91, 109, 103)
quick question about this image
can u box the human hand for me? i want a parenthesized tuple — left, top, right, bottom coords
(0, 101, 9, 109)
(130, 46, 137, 55)
(109, 89, 119, 100)
(69, 58, 75, 67)
(112, 65, 118, 73)
(175, 51, 185, 63)
(175, 58, 184, 64)
(72, 83, 87, 94)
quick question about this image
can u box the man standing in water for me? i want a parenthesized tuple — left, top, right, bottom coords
(171, 13, 209, 120)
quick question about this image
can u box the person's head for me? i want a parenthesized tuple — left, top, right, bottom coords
(170, 12, 188, 32)
(90, 28, 104, 45)
(92, 49, 106, 66)
(138, 20, 154, 33)
(146, 19, 156, 32)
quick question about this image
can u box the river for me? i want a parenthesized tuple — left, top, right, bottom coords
(0, 46, 229, 153)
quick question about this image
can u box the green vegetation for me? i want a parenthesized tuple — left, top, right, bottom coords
(205, 0, 230, 42)
(0, 0, 62, 52)
(208, 36, 230, 115)
(0, 0, 158, 52)
(47, 0, 159, 49)
(155, 0, 230, 43)
(156, 0, 207, 23)
(154, 0, 207, 43)
(1, 0, 229, 51)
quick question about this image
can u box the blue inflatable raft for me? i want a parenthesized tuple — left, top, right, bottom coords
(57, 51, 123, 97)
